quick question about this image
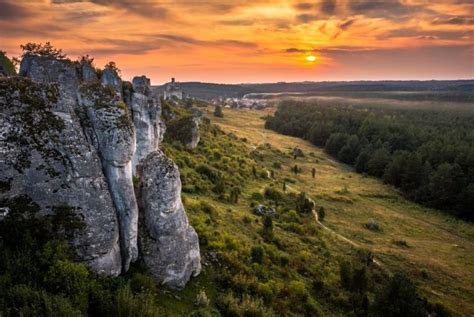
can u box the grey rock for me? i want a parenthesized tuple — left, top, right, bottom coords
(0, 76, 122, 276)
(254, 204, 277, 217)
(101, 67, 122, 98)
(78, 81, 138, 272)
(166, 116, 200, 150)
(130, 76, 165, 173)
(19, 54, 80, 113)
(81, 62, 97, 82)
(138, 150, 201, 289)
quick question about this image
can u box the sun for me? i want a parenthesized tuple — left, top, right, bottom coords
(305, 55, 317, 62)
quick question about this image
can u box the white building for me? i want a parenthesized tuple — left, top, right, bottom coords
(164, 77, 185, 100)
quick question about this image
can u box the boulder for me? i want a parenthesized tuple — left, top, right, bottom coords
(254, 204, 277, 217)
(137, 150, 201, 289)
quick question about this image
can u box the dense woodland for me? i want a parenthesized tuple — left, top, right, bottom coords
(265, 100, 474, 221)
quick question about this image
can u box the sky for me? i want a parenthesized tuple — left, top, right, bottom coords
(0, 0, 473, 84)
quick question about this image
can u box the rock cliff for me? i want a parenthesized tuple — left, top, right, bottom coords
(137, 151, 201, 289)
(0, 53, 200, 288)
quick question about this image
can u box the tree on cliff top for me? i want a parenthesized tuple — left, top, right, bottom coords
(20, 42, 67, 59)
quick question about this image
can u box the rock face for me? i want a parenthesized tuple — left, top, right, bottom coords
(0, 75, 122, 276)
(77, 81, 138, 272)
(166, 116, 200, 150)
(137, 151, 201, 289)
(0, 54, 200, 287)
(130, 76, 165, 173)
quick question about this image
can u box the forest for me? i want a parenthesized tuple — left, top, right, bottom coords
(265, 100, 474, 221)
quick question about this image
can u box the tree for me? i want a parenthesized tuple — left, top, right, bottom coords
(318, 206, 325, 221)
(250, 245, 264, 264)
(230, 187, 241, 203)
(312, 167, 316, 178)
(370, 273, 427, 317)
(325, 133, 350, 156)
(214, 105, 224, 118)
(252, 165, 257, 178)
(20, 42, 67, 59)
(104, 61, 121, 74)
(283, 181, 287, 192)
(295, 192, 313, 214)
(262, 216, 273, 242)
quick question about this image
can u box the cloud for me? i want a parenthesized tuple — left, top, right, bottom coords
(348, 0, 414, 19)
(0, 1, 31, 20)
(296, 14, 318, 23)
(320, 0, 337, 15)
(382, 28, 469, 41)
(294, 2, 313, 10)
(80, 33, 257, 56)
(339, 18, 354, 30)
(432, 16, 474, 25)
(62, 10, 106, 23)
(51, 0, 169, 19)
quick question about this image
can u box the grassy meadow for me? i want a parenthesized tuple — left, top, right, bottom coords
(204, 106, 474, 315)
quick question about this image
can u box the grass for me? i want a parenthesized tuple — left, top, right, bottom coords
(207, 107, 474, 315)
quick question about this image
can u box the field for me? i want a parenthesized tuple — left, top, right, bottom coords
(205, 107, 474, 315)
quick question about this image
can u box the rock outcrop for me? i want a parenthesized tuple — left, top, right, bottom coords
(166, 116, 200, 150)
(137, 151, 201, 289)
(0, 75, 122, 276)
(77, 81, 138, 272)
(130, 76, 165, 173)
(0, 54, 200, 288)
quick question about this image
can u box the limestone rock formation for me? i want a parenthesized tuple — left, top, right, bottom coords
(0, 53, 200, 288)
(0, 76, 122, 276)
(166, 116, 200, 150)
(130, 75, 165, 173)
(77, 81, 138, 272)
(137, 151, 201, 289)
(101, 67, 122, 98)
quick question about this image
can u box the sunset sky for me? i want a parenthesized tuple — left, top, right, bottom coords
(1, 0, 473, 84)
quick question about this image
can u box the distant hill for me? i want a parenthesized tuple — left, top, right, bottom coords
(153, 80, 474, 102)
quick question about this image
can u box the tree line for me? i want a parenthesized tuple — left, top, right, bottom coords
(265, 100, 474, 220)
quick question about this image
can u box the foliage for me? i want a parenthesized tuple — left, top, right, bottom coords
(214, 105, 224, 117)
(0, 51, 16, 76)
(20, 42, 67, 59)
(370, 273, 427, 317)
(265, 100, 474, 220)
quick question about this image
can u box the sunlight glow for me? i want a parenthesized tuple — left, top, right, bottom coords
(306, 55, 317, 62)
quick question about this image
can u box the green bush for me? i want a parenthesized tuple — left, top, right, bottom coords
(251, 246, 265, 264)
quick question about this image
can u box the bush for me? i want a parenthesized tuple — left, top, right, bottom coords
(195, 289, 211, 308)
(370, 273, 427, 317)
(251, 246, 265, 264)
(116, 285, 161, 317)
(44, 260, 90, 311)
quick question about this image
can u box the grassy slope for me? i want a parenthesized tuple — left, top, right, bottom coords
(209, 107, 474, 315)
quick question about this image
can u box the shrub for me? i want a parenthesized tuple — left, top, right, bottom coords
(370, 273, 427, 317)
(195, 290, 211, 308)
(44, 260, 90, 310)
(116, 285, 161, 317)
(251, 246, 265, 264)
(214, 105, 224, 118)
(129, 273, 157, 294)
